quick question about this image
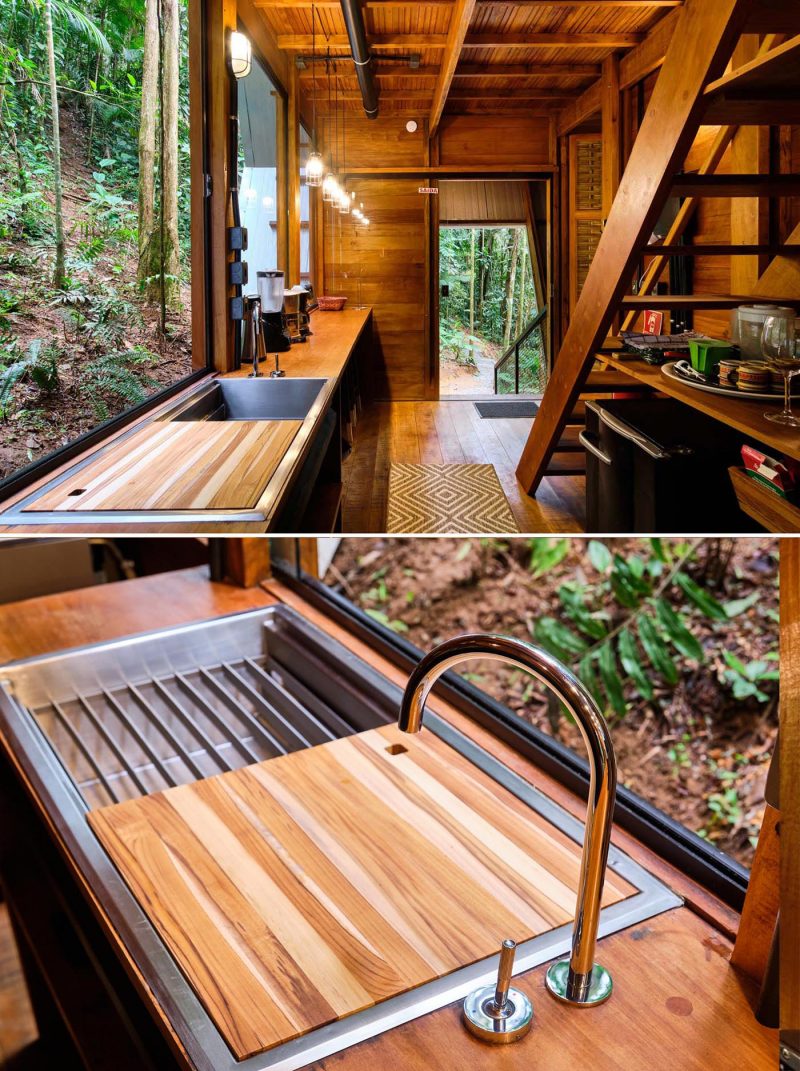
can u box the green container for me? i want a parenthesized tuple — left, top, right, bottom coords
(687, 338, 733, 375)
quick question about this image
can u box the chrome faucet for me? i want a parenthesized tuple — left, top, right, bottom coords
(398, 633, 617, 1008)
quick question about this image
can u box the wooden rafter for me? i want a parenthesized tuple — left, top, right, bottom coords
(429, 0, 478, 137)
(258, 0, 681, 6)
(277, 31, 643, 50)
(298, 63, 601, 80)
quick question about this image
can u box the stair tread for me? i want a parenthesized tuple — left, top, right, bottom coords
(671, 174, 800, 197)
(620, 294, 800, 310)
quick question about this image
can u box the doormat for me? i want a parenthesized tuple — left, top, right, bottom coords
(387, 463, 521, 534)
(474, 400, 539, 419)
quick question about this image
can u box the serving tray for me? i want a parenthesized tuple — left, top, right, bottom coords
(661, 360, 786, 403)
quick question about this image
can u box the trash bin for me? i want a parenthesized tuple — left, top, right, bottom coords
(580, 397, 757, 533)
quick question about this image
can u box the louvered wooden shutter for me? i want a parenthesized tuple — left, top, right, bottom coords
(569, 134, 603, 313)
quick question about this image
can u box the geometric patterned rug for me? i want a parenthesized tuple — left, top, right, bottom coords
(387, 463, 521, 534)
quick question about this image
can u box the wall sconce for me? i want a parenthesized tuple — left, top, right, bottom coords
(230, 31, 252, 79)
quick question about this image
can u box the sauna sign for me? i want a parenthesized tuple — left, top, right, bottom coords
(418, 187, 439, 194)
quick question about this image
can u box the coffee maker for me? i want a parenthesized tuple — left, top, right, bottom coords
(257, 270, 291, 354)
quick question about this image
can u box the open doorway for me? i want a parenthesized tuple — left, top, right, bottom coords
(437, 182, 548, 399)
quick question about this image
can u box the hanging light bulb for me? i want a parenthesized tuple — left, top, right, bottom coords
(352, 208, 362, 220)
(322, 173, 338, 202)
(338, 187, 351, 214)
(306, 151, 324, 188)
(306, 6, 323, 187)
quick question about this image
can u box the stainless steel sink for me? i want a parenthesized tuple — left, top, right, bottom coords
(0, 606, 682, 1071)
(172, 377, 327, 421)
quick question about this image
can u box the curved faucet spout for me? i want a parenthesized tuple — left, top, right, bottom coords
(398, 633, 618, 1006)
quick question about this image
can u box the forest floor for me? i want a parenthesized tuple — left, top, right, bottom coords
(440, 325, 499, 395)
(0, 105, 192, 481)
(329, 537, 779, 868)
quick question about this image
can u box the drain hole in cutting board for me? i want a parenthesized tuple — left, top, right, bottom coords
(386, 744, 408, 756)
(67, 488, 86, 496)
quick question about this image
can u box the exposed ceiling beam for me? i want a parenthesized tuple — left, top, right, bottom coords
(429, 0, 478, 136)
(556, 6, 682, 134)
(309, 86, 577, 100)
(298, 62, 601, 79)
(279, 31, 643, 50)
(454, 62, 601, 76)
(278, 34, 446, 49)
(465, 32, 644, 47)
(259, 0, 679, 6)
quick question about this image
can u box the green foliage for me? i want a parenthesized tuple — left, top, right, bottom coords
(0, 338, 60, 416)
(529, 540, 771, 720)
(721, 650, 779, 702)
(83, 347, 158, 419)
(528, 537, 570, 578)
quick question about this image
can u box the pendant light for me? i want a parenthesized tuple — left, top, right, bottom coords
(321, 52, 338, 202)
(338, 73, 350, 215)
(305, 5, 324, 186)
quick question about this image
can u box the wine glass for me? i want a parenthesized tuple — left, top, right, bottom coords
(762, 315, 800, 426)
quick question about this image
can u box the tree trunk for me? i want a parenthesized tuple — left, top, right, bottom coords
(44, 0, 65, 289)
(503, 228, 520, 347)
(159, 0, 180, 311)
(516, 253, 526, 337)
(468, 227, 475, 361)
(477, 229, 485, 322)
(137, 0, 159, 289)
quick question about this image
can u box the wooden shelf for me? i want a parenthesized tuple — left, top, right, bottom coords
(600, 354, 800, 462)
(671, 174, 800, 197)
(729, 467, 800, 533)
(704, 34, 800, 100)
(639, 244, 786, 257)
(619, 294, 800, 310)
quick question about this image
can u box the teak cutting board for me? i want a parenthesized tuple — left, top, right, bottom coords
(25, 420, 302, 512)
(89, 726, 635, 1060)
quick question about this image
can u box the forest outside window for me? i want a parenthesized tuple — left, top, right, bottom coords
(0, 0, 198, 486)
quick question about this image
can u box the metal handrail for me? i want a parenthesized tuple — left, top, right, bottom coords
(493, 305, 548, 394)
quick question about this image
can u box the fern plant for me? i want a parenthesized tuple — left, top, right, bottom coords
(530, 539, 755, 718)
(0, 338, 59, 417)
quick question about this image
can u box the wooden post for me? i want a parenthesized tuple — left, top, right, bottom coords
(601, 53, 621, 219)
(781, 538, 800, 1050)
(216, 539, 272, 587)
(730, 36, 770, 293)
(207, 0, 237, 373)
(287, 63, 302, 287)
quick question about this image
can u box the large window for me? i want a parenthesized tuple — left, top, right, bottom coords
(237, 50, 284, 295)
(312, 536, 779, 873)
(0, 0, 200, 485)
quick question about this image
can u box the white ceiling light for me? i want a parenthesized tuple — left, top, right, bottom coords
(406, 120, 418, 133)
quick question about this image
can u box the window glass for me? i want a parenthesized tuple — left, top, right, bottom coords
(0, 0, 196, 485)
(299, 123, 311, 286)
(317, 537, 779, 870)
(238, 52, 282, 294)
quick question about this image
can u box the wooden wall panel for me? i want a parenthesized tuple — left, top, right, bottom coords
(439, 181, 527, 224)
(323, 179, 429, 400)
(437, 115, 554, 167)
(317, 116, 430, 400)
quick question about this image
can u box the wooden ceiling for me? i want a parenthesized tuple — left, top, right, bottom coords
(254, 0, 677, 128)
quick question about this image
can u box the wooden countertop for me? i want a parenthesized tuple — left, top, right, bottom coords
(601, 353, 800, 461)
(223, 306, 372, 382)
(0, 572, 778, 1070)
(89, 723, 633, 1060)
(0, 308, 372, 533)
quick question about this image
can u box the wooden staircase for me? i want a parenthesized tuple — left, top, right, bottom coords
(518, 0, 800, 493)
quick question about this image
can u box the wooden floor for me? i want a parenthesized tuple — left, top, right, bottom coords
(342, 401, 585, 533)
(0, 904, 39, 1069)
